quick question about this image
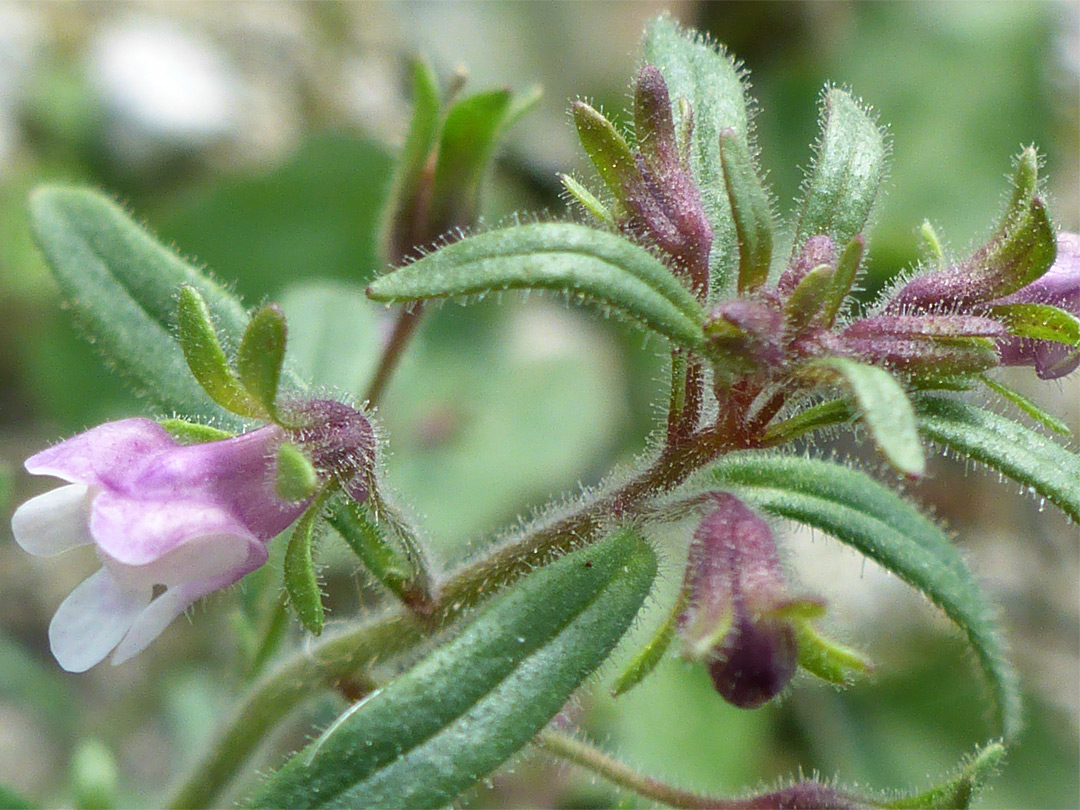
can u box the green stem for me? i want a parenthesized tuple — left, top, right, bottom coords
(536, 730, 736, 809)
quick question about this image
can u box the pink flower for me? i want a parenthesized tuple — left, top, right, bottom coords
(11, 419, 307, 672)
(990, 232, 1080, 379)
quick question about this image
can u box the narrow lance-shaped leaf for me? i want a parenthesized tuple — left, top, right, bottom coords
(800, 356, 925, 478)
(379, 58, 442, 265)
(978, 374, 1071, 436)
(284, 506, 325, 636)
(821, 235, 866, 326)
(987, 302, 1080, 346)
(176, 285, 264, 418)
(710, 452, 1022, 740)
(366, 223, 706, 348)
(719, 127, 774, 292)
(29, 187, 253, 429)
(244, 528, 656, 810)
(237, 304, 288, 420)
(571, 101, 639, 208)
(326, 498, 429, 611)
(429, 89, 512, 231)
(915, 394, 1080, 523)
(784, 263, 834, 332)
(643, 14, 752, 288)
(794, 88, 886, 253)
(975, 197, 1056, 299)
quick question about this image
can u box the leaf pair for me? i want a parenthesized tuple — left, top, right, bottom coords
(177, 286, 287, 422)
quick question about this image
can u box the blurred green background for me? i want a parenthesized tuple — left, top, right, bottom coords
(0, 2, 1076, 808)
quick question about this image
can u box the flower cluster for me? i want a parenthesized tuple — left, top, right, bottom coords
(12, 399, 373, 672)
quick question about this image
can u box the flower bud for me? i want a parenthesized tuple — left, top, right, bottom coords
(703, 296, 785, 372)
(778, 235, 836, 297)
(985, 232, 1080, 379)
(679, 493, 813, 709)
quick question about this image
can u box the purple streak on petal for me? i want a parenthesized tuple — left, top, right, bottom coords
(48, 568, 151, 673)
(127, 424, 307, 539)
(11, 483, 95, 556)
(24, 418, 174, 488)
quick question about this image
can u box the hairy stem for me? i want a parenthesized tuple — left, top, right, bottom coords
(364, 303, 425, 406)
(166, 406, 754, 808)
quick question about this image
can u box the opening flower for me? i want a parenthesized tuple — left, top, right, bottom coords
(11, 418, 309, 672)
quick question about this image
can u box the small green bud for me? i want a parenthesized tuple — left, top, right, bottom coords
(276, 442, 320, 502)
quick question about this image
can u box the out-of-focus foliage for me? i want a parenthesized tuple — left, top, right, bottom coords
(0, 2, 1076, 808)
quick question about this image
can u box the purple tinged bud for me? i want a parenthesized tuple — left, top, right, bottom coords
(704, 296, 786, 370)
(679, 493, 803, 709)
(778, 235, 836, 296)
(284, 399, 376, 498)
(842, 313, 1009, 340)
(988, 232, 1080, 379)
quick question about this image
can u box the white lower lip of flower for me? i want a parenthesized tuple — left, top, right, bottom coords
(11, 483, 95, 556)
(100, 531, 253, 590)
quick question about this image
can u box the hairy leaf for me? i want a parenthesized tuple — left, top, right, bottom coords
(916, 394, 1080, 523)
(643, 14, 752, 290)
(988, 302, 1080, 346)
(719, 127, 774, 292)
(801, 357, 925, 477)
(29, 187, 253, 428)
(366, 223, 705, 348)
(245, 528, 656, 809)
(237, 305, 288, 419)
(284, 507, 325, 636)
(710, 453, 1021, 740)
(794, 88, 886, 252)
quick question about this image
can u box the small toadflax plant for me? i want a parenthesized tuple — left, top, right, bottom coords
(9, 14, 1079, 810)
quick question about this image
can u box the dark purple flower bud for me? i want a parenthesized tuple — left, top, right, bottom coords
(284, 399, 376, 500)
(623, 66, 714, 298)
(679, 493, 812, 709)
(742, 781, 862, 810)
(778, 235, 836, 296)
(704, 295, 785, 370)
(987, 232, 1080, 379)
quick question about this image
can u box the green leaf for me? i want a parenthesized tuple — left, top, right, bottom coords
(794, 620, 873, 686)
(761, 397, 853, 446)
(610, 588, 688, 698)
(643, 15, 752, 289)
(29, 187, 252, 429)
(880, 742, 1005, 810)
(793, 88, 887, 252)
(784, 263, 834, 332)
(276, 443, 319, 502)
(366, 223, 705, 348)
(571, 101, 638, 209)
(915, 394, 1080, 523)
(158, 418, 234, 444)
(821, 235, 866, 325)
(988, 302, 1080, 346)
(284, 506, 325, 636)
(326, 499, 429, 610)
(380, 58, 442, 265)
(559, 173, 615, 226)
(710, 452, 1022, 740)
(975, 196, 1055, 299)
(429, 88, 515, 232)
(978, 374, 1071, 435)
(801, 357, 925, 477)
(719, 128, 774, 292)
(237, 305, 288, 419)
(244, 528, 656, 809)
(176, 285, 263, 418)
